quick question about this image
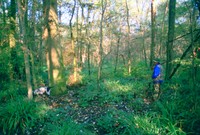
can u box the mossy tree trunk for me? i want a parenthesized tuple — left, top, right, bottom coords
(166, 0, 176, 80)
(17, 0, 33, 99)
(43, 0, 65, 93)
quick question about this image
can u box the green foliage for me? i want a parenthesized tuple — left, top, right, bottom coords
(154, 102, 186, 134)
(40, 108, 93, 135)
(0, 46, 11, 84)
(0, 86, 19, 103)
(0, 97, 49, 134)
(96, 109, 172, 135)
(96, 109, 134, 135)
(45, 119, 93, 135)
(131, 62, 151, 80)
(78, 86, 101, 107)
(0, 58, 199, 134)
(0, 82, 27, 103)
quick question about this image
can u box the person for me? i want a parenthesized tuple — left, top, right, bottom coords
(152, 59, 163, 100)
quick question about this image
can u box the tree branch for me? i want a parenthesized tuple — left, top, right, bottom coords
(169, 31, 200, 79)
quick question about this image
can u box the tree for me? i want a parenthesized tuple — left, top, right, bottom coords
(29, 0, 37, 89)
(85, 3, 93, 76)
(114, 31, 121, 73)
(98, 0, 107, 88)
(125, 0, 131, 74)
(158, 0, 168, 58)
(190, 0, 197, 92)
(166, 0, 176, 80)
(17, 0, 33, 99)
(70, 0, 77, 83)
(150, 0, 156, 68)
(9, 0, 18, 79)
(43, 0, 65, 93)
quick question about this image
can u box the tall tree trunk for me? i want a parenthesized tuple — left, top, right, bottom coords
(70, 0, 77, 83)
(9, 0, 17, 80)
(125, 0, 131, 74)
(166, 0, 176, 80)
(150, 0, 156, 68)
(98, 0, 106, 89)
(79, 2, 85, 67)
(141, 29, 148, 67)
(114, 35, 120, 73)
(159, 0, 168, 58)
(43, 0, 64, 92)
(10, 0, 16, 32)
(30, 0, 37, 89)
(76, 4, 79, 68)
(17, 0, 33, 99)
(190, 0, 196, 92)
(86, 5, 92, 76)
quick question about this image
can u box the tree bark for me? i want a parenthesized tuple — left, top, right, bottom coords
(86, 4, 92, 76)
(30, 0, 37, 89)
(150, 0, 156, 68)
(168, 30, 200, 79)
(70, 0, 77, 83)
(190, 0, 196, 91)
(98, 0, 106, 89)
(159, 0, 168, 58)
(43, 0, 64, 92)
(17, 0, 33, 99)
(125, 0, 131, 74)
(166, 0, 176, 80)
(141, 29, 148, 67)
(114, 36, 120, 73)
(9, 0, 17, 80)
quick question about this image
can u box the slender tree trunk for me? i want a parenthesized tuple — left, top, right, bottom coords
(190, 0, 196, 92)
(114, 36, 120, 73)
(76, 4, 80, 67)
(70, 0, 77, 82)
(86, 6, 91, 76)
(159, 0, 168, 58)
(166, 0, 176, 80)
(125, 0, 131, 74)
(98, 0, 106, 89)
(79, 3, 85, 67)
(9, 0, 17, 80)
(10, 0, 16, 32)
(30, 0, 37, 88)
(141, 29, 148, 67)
(17, 0, 33, 99)
(150, 0, 156, 68)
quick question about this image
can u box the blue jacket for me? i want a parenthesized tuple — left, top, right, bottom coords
(152, 64, 161, 79)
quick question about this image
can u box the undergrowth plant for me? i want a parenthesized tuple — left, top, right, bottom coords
(0, 82, 26, 103)
(0, 97, 49, 134)
(40, 108, 94, 135)
(95, 109, 165, 134)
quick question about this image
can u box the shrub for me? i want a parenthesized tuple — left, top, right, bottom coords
(45, 119, 93, 135)
(40, 108, 93, 135)
(0, 83, 25, 103)
(0, 97, 49, 134)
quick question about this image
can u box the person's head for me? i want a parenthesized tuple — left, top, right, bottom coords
(153, 58, 160, 64)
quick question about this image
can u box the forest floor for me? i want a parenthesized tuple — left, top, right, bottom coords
(34, 83, 154, 134)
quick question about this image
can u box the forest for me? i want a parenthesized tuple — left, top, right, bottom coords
(0, 0, 200, 134)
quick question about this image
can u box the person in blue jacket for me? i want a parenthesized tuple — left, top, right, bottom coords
(152, 59, 163, 100)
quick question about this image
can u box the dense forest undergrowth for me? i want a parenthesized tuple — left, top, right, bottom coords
(0, 63, 200, 135)
(1, 0, 200, 134)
